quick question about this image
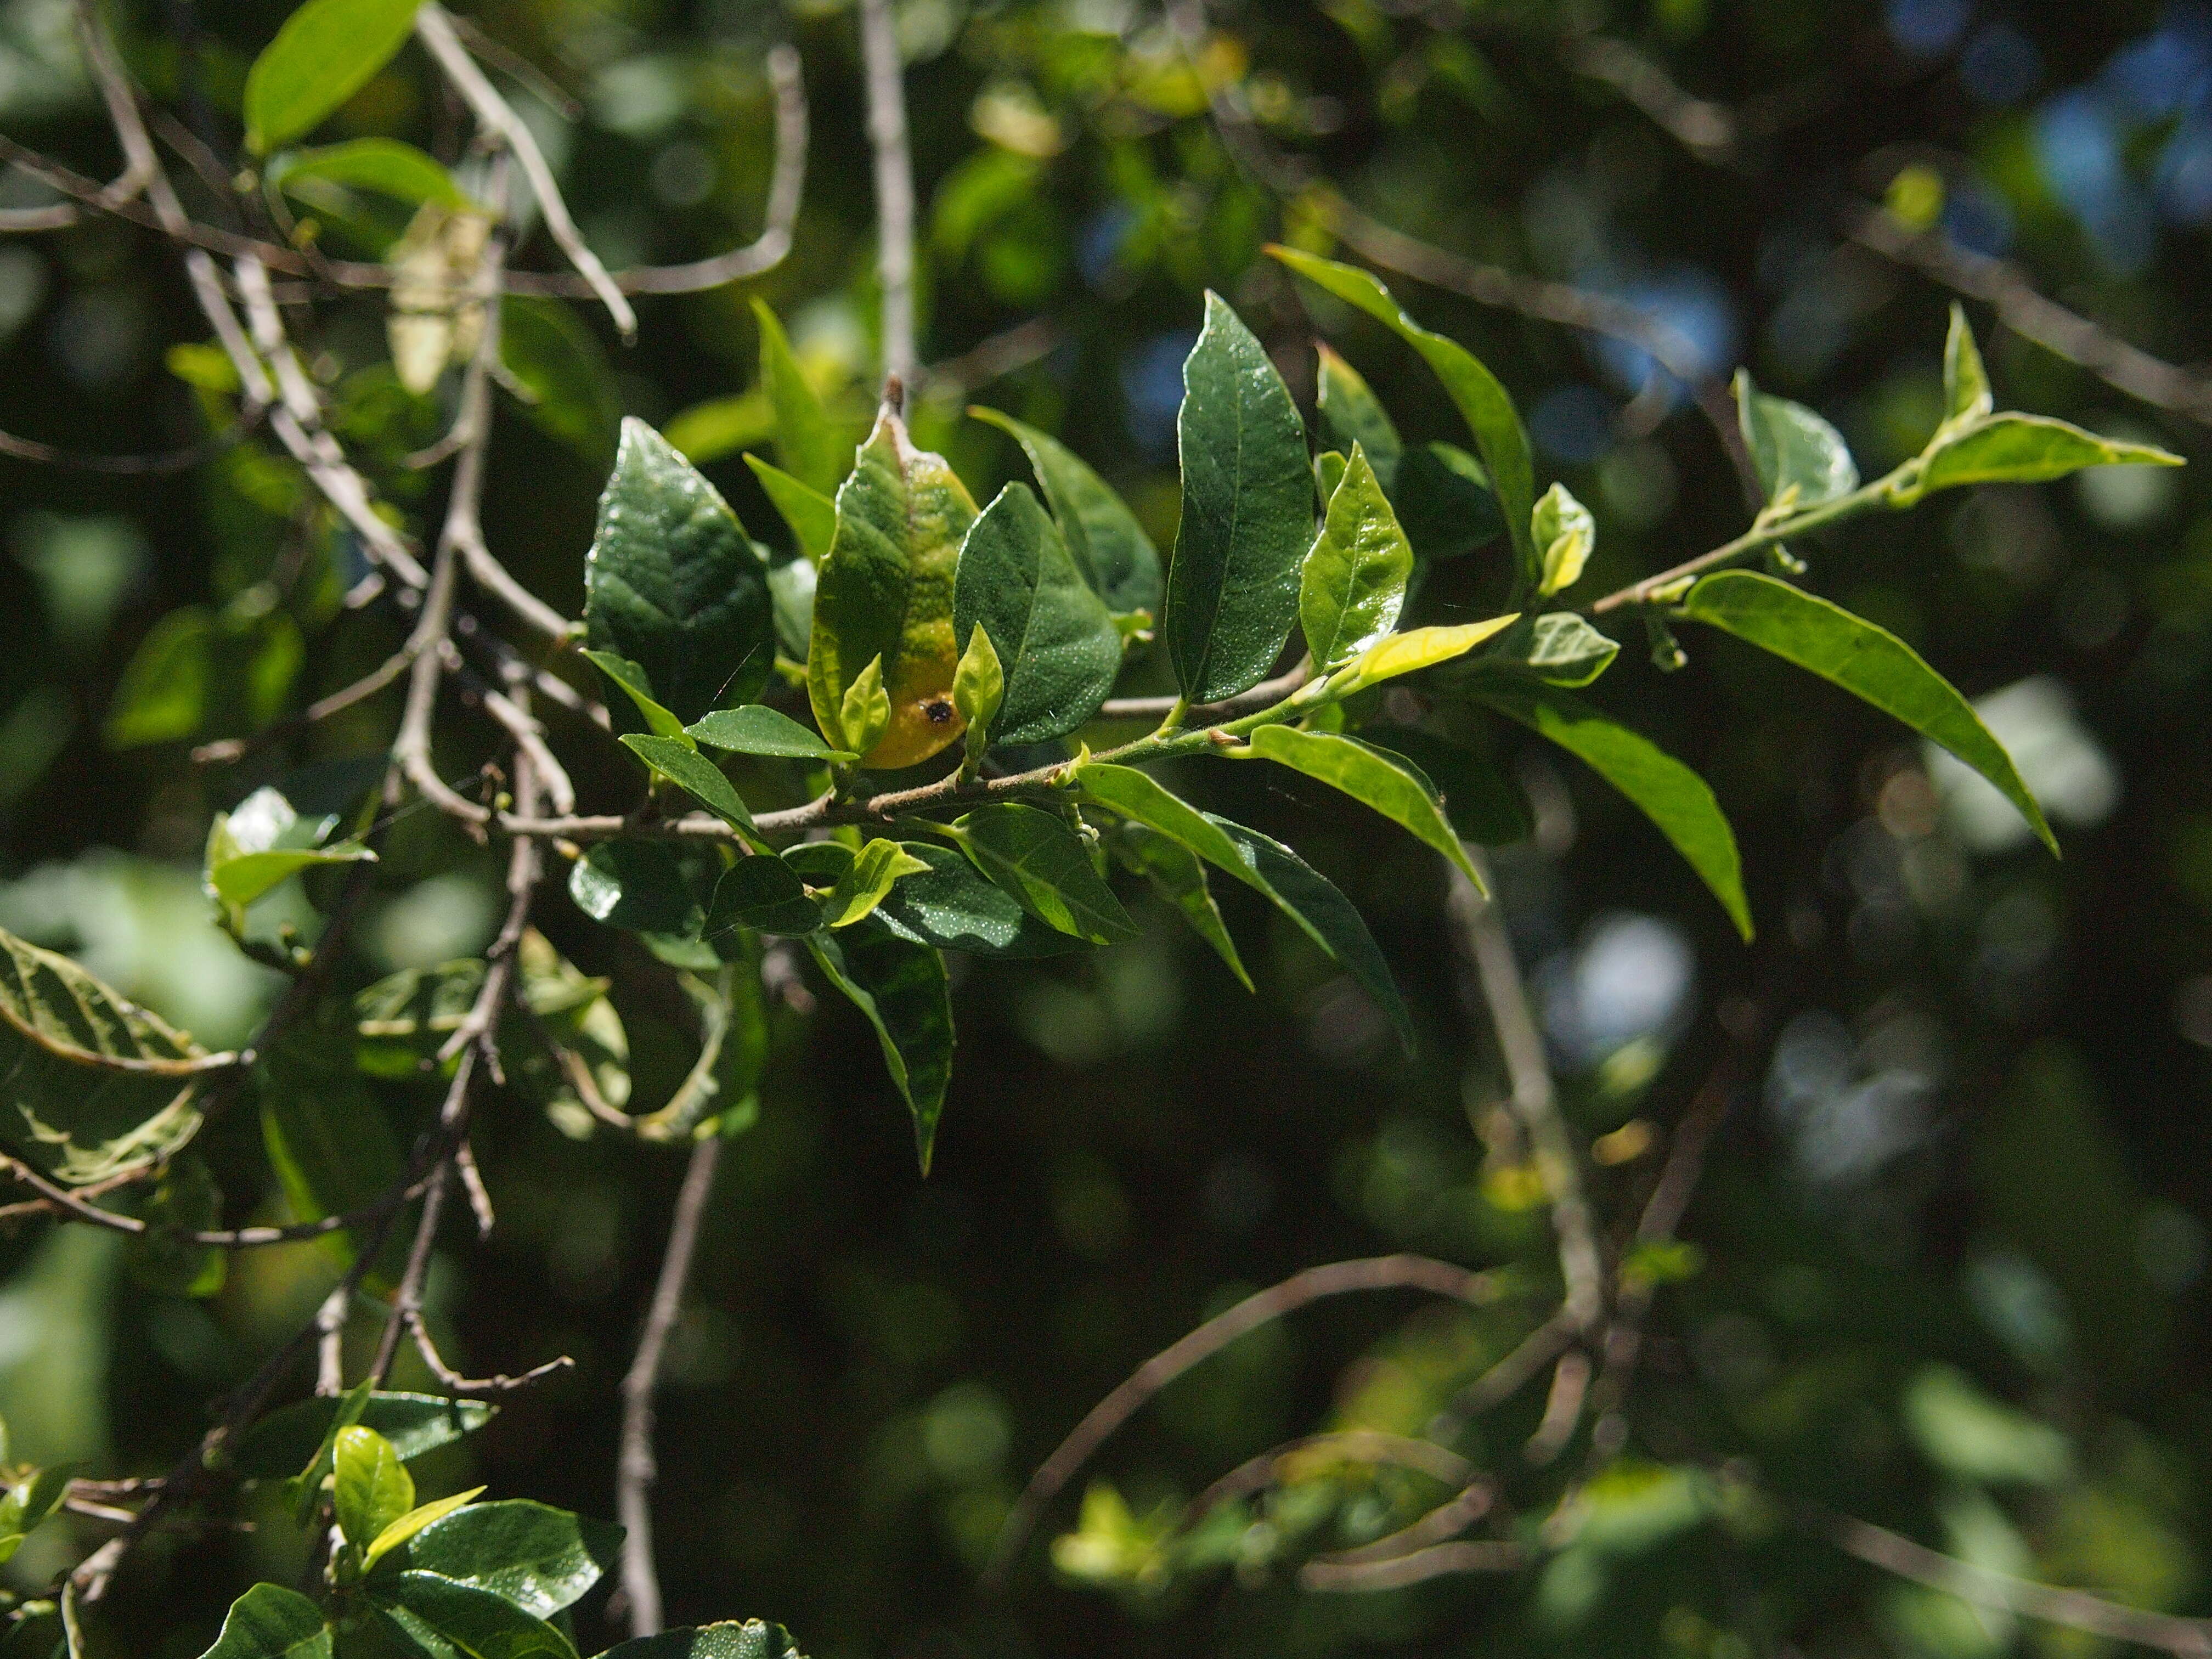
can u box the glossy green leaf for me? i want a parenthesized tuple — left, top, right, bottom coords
(596, 1622, 806, 1659)
(259, 1040, 404, 1265)
(956, 803, 1138, 943)
(569, 841, 704, 937)
(0, 1463, 78, 1559)
(620, 735, 755, 833)
(1313, 342, 1403, 493)
(1469, 612, 1619, 688)
(1111, 824, 1251, 991)
(0, 922, 208, 1186)
(385, 1500, 621, 1618)
(873, 842, 1084, 958)
(840, 656, 893, 759)
(1477, 681, 1752, 939)
(205, 785, 375, 910)
(583, 651, 691, 745)
(744, 455, 838, 563)
(233, 1395, 496, 1480)
(1914, 414, 2182, 495)
(363, 1489, 485, 1570)
(1203, 816, 1413, 1048)
(970, 407, 1163, 615)
(287, 1376, 373, 1525)
(1243, 725, 1479, 882)
(1735, 370, 1857, 508)
(708, 856, 821, 936)
(1313, 449, 1348, 503)
(953, 483, 1124, 744)
(1362, 727, 1533, 845)
(268, 138, 465, 207)
(1163, 294, 1313, 703)
(1301, 444, 1413, 670)
(768, 557, 815, 661)
(1075, 761, 1256, 889)
(1392, 441, 1502, 563)
(127, 1153, 227, 1296)
(953, 623, 1005, 773)
(1330, 615, 1519, 695)
(1269, 246, 1534, 580)
(585, 419, 775, 724)
(822, 839, 932, 929)
(1678, 569, 2057, 854)
(335, 1426, 415, 1551)
(379, 1571, 575, 1658)
(195, 1583, 331, 1659)
(808, 409, 976, 769)
(501, 298, 622, 465)
(684, 705, 848, 761)
(1942, 303, 1993, 428)
(806, 923, 954, 1172)
(753, 300, 847, 497)
(243, 0, 422, 152)
(1532, 481, 1595, 598)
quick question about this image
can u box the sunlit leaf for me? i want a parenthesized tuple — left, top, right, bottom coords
(584, 651, 692, 744)
(382, 1499, 621, 1618)
(195, 1583, 331, 1659)
(1330, 616, 1517, 695)
(1914, 414, 2182, 496)
(685, 704, 851, 761)
(744, 455, 838, 563)
(1735, 370, 1858, 507)
(1532, 481, 1594, 598)
(873, 842, 1084, 958)
(753, 300, 847, 497)
(1110, 824, 1252, 991)
(956, 803, 1138, 943)
(267, 138, 467, 207)
(820, 839, 932, 929)
(1942, 303, 1993, 428)
(243, 0, 423, 153)
(595, 1621, 807, 1659)
(376, 1571, 575, 1658)
(1462, 612, 1618, 689)
(953, 483, 1123, 744)
(1301, 444, 1412, 669)
(204, 785, 375, 911)
(969, 406, 1163, 615)
(1242, 725, 1479, 882)
(334, 1426, 415, 1551)
(620, 735, 757, 834)
(362, 1490, 486, 1571)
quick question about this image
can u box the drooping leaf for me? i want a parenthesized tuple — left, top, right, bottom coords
(1476, 681, 1752, 939)
(1163, 294, 1313, 703)
(872, 842, 1083, 958)
(383, 1500, 622, 1619)
(1110, 824, 1252, 991)
(1677, 569, 2057, 853)
(953, 483, 1124, 744)
(1362, 727, 1534, 845)
(1300, 444, 1413, 670)
(686, 704, 851, 761)
(1330, 616, 1518, 695)
(1735, 370, 1858, 508)
(595, 1622, 807, 1659)
(956, 804, 1138, 943)
(707, 855, 822, 937)
(969, 407, 1163, 615)
(335, 1426, 415, 1551)
(195, 1583, 331, 1659)
(1203, 816, 1414, 1049)
(743, 455, 838, 563)
(204, 785, 375, 912)
(806, 923, 955, 1172)
(807, 409, 976, 769)
(1469, 613, 1620, 688)
(585, 419, 776, 723)
(501, 298, 622, 465)
(1075, 761, 1257, 888)
(820, 840, 932, 929)
(243, 0, 423, 153)
(753, 300, 848, 497)
(232, 1393, 496, 1479)
(363, 1490, 486, 1571)
(1313, 342, 1403, 493)
(1243, 725, 1479, 883)
(1532, 481, 1595, 599)
(1392, 442, 1502, 563)
(1913, 414, 2182, 496)
(568, 841, 704, 938)
(0, 923, 207, 1186)
(1269, 247, 1535, 582)
(376, 1571, 576, 1658)
(267, 139, 467, 208)
(1942, 303, 1993, 428)
(620, 736, 756, 834)
(583, 651, 692, 745)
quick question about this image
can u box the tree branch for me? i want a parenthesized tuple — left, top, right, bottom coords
(857, 0, 918, 382)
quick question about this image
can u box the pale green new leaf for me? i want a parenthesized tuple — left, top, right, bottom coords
(806, 923, 953, 1172)
(334, 1426, 415, 1550)
(195, 1583, 331, 1659)
(686, 704, 852, 761)
(969, 407, 1162, 615)
(744, 454, 838, 564)
(243, 0, 422, 153)
(839, 656, 893, 760)
(1735, 370, 1858, 508)
(1915, 415, 2182, 495)
(363, 1489, 487, 1571)
(954, 483, 1124, 744)
(957, 804, 1138, 943)
(1301, 444, 1413, 669)
(267, 139, 467, 208)
(1472, 613, 1619, 687)
(204, 786, 375, 910)
(821, 839, 932, 929)
(1532, 481, 1595, 598)
(953, 624, 1004, 774)
(1942, 303, 1993, 428)
(1243, 725, 1479, 883)
(1075, 761, 1255, 888)
(1330, 616, 1519, 695)
(1678, 569, 2057, 854)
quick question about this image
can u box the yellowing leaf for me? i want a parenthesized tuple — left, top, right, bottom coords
(1331, 616, 1517, 693)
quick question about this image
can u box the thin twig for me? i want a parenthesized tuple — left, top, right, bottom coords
(192, 646, 416, 766)
(1097, 662, 1308, 723)
(618, 1135, 724, 1639)
(1180, 1431, 1472, 1531)
(1299, 1539, 1526, 1592)
(857, 0, 918, 382)
(0, 1156, 425, 1246)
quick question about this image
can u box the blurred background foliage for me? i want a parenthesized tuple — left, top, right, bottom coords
(4, 0, 2212, 1653)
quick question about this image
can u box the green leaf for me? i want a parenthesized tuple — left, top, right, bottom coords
(195, 1583, 331, 1659)
(1163, 294, 1313, 703)
(1313, 342, 1403, 493)
(568, 842, 704, 937)
(127, 1153, 227, 1297)
(1914, 414, 2182, 496)
(378, 1571, 575, 1658)
(1313, 448, 1347, 503)
(582, 651, 692, 745)
(1392, 442, 1502, 563)
(956, 803, 1138, 943)
(1300, 443, 1413, 669)
(1203, 816, 1413, 1049)
(1269, 246, 1534, 582)
(1476, 681, 1751, 940)
(768, 557, 816, 661)
(1362, 727, 1534, 845)
(821, 839, 932, 929)
(0, 1463, 78, 1553)
(685, 704, 851, 761)
(743, 455, 838, 564)
(753, 300, 847, 497)
(1677, 569, 2057, 854)
(243, 0, 422, 152)
(1242, 725, 1479, 883)
(204, 785, 375, 911)
(1110, 824, 1252, 991)
(805, 923, 954, 1173)
(839, 656, 893, 759)
(335, 1426, 415, 1551)
(620, 735, 756, 833)
(708, 855, 821, 937)
(267, 139, 466, 208)
(807, 409, 977, 769)
(1942, 303, 1993, 428)
(968, 407, 1163, 616)
(586, 420, 776, 724)
(106, 605, 303, 748)
(872, 842, 1082, 958)
(663, 391, 772, 466)
(1476, 613, 1620, 687)
(953, 483, 1124, 744)
(953, 623, 1005, 773)
(595, 1621, 807, 1659)
(384, 1500, 622, 1619)
(1075, 761, 1256, 889)
(363, 1489, 486, 1570)
(1734, 370, 1858, 508)
(288, 1376, 373, 1526)
(1532, 481, 1595, 599)
(1330, 615, 1519, 695)
(232, 1394, 496, 1479)
(259, 1040, 404, 1266)
(0, 922, 207, 1186)
(501, 298, 622, 465)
